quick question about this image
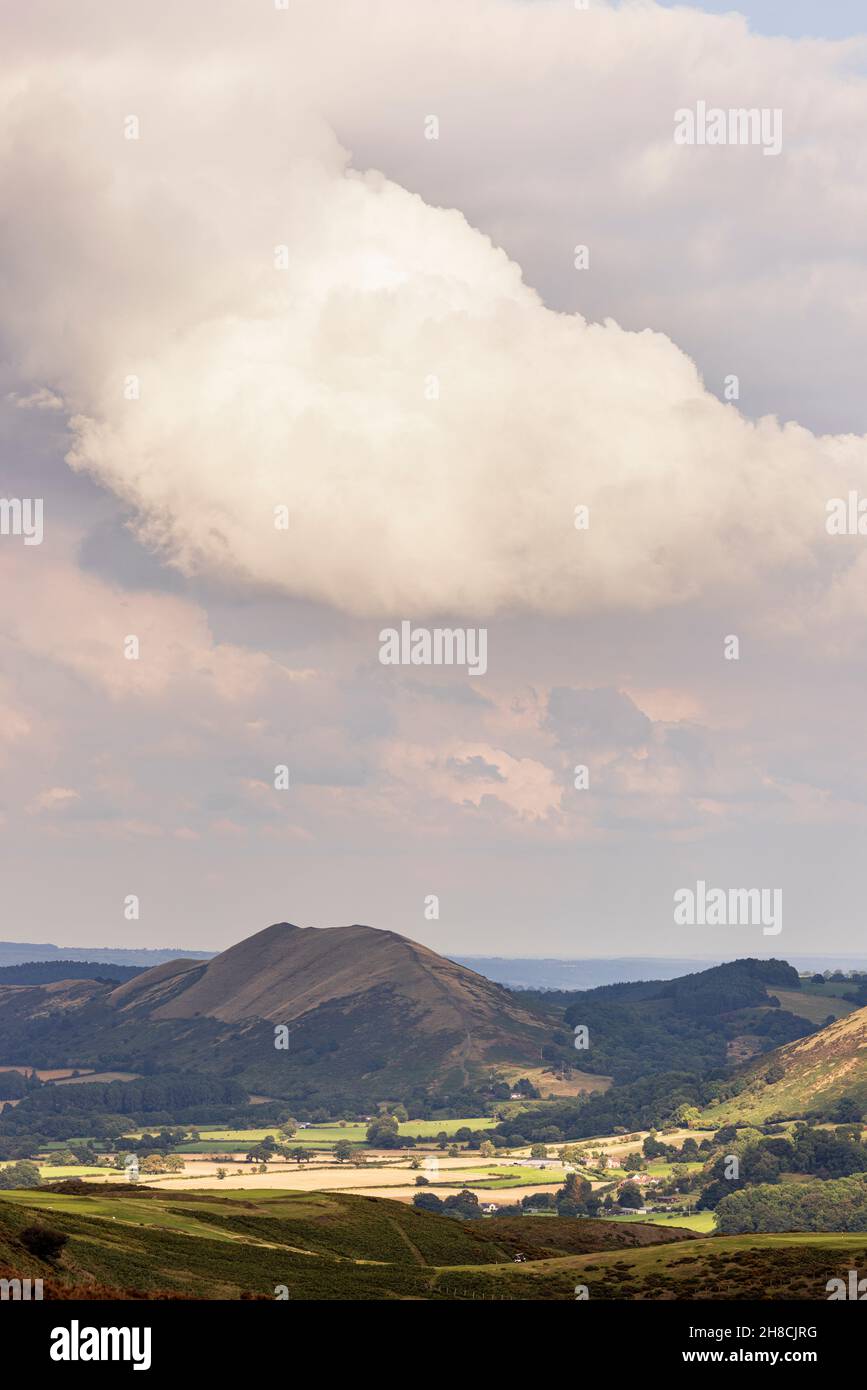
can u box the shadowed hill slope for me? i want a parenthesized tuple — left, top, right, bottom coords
(0, 922, 558, 1103)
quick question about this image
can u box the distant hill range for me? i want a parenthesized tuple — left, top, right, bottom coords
(4, 940, 867, 990)
(454, 956, 722, 990)
(0, 942, 213, 969)
(0, 961, 145, 985)
(456, 955, 867, 991)
(0, 923, 554, 1105)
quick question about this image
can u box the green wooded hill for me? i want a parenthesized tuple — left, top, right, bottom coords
(549, 958, 813, 1084)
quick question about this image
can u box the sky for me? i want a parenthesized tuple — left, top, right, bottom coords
(2, 0, 867, 960)
(654, 1, 867, 41)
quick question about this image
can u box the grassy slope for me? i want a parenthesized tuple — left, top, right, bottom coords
(0, 1185, 691, 1300)
(701, 1004, 867, 1125)
(605, 1211, 717, 1233)
(772, 989, 856, 1025)
(1, 1184, 864, 1300)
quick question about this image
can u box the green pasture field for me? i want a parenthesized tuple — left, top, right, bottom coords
(799, 980, 862, 999)
(400, 1118, 496, 1137)
(1, 1162, 105, 1179)
(443, 1165, 566, 1190)
(605, 1210, 717, 1233)
(772, 988, 856, 1023)
(159, 1117, 496, 1152)
(36, 1165, 107, 1179)
(645, 1161, 704, 1176)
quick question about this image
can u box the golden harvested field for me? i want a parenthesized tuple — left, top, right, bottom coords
(499, 1065, 612, 1098)
(79, 1150, 570, 1206)
(138, 1167, 564, 1204)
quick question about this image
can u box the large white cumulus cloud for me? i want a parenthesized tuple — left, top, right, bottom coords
(2, 0, 867, 617)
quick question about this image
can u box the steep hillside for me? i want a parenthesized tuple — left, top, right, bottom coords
(109, 922, 540, 1035)
(0, 923, 557, 1104)
(701, 1005, 867, 1125)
